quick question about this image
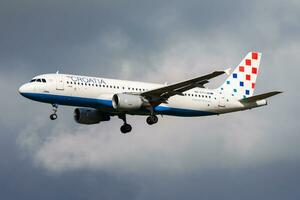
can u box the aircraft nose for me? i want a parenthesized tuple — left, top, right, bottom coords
(18, 84, 30, 96)
(18, 85, 25, 94)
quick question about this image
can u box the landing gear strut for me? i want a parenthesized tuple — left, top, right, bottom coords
(50, 104, 58, 120)
(118, 114, 132, 134)
(146, 115, 158, 125)
(145, 105, 158, 125)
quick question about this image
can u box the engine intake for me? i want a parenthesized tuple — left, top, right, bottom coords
(112, 94, 145, 111)
(74, 108, 110, 125)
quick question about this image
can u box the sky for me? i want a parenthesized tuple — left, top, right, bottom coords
(0, 0, 299, 199)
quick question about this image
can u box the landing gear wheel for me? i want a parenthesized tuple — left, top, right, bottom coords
(50, 104, 58, 121)
(146, 115, 158, 125)
(50, 113, 57, 120)
(120, 124, 132, 134)
(118, 114, 132, 134)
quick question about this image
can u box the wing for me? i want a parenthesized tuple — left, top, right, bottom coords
(141, 70, 225, 103)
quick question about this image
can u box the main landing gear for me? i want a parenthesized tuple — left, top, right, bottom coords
(145, 106, 158, 125)
(50, 104, 58, 120)
(118, 114, 132, 134)
(146, 115, 158, 125)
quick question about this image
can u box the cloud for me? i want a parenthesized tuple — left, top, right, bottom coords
(17, 99, 288, 174)
(14, 13, 300, 174)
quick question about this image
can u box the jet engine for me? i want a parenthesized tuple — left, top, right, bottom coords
(112, 94, 146, 111)
(74, 108, 110, 125)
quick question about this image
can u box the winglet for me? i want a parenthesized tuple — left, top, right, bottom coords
(224, 68, 231, 75)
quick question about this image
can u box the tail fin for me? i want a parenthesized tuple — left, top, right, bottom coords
(218, 52, 262, 99)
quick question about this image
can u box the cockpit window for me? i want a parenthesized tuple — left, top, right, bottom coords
(30, 78, 46, 83)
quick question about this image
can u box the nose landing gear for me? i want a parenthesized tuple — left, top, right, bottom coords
(50, 104, 58, 120)
(50, 113, 57, 120)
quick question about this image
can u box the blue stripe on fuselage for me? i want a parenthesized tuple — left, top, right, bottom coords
(20, 92, 216, 117)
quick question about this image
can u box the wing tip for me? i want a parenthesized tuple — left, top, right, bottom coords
(224, 68, 231, 75)
(273, 91, 283, 95)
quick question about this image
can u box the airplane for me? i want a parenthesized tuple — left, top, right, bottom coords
(19, 52, 281, 134)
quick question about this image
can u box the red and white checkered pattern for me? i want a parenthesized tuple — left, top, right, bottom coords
(219, 52, 261, 99)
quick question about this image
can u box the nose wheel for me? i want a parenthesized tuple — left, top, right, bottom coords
(146, 115, 158, 125)
(50, 104, 58, 120)
(118, 114, 132, 134)
(50, 113, 57, 120)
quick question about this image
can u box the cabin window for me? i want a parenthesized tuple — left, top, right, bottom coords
(36, 79, 41, 82)
(42, 79, 46, 83)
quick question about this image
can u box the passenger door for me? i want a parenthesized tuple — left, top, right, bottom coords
(56, 74, 64, 91)
(218, 95, 226, 107)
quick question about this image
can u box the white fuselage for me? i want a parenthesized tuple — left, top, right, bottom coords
(19, 73, 266, 117)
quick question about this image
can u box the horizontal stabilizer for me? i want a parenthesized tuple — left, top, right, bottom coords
(240, 91, 282, 103)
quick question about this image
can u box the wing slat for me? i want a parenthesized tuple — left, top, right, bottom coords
(141, 70, 225, 102)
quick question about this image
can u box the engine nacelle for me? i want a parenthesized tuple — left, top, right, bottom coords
(74, 108, 110, 125)
(112, 94, 145, 111)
